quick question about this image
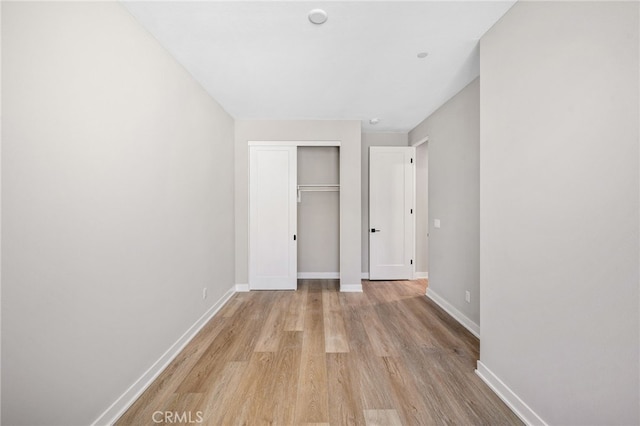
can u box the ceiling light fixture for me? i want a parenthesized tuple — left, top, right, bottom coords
(369, 118, 380, 125)
(308, 9, 328, 25)
(417, 52, 429, 58)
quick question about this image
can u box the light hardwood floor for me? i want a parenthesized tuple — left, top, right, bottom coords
(116, 280, 522, 425)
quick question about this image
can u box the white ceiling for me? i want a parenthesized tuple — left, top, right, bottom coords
(123, 1, 516, 133)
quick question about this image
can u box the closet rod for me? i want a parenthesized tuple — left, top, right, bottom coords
(297, 185, 340, 202)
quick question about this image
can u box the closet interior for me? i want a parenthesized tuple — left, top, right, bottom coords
(296, 146, 340, 278)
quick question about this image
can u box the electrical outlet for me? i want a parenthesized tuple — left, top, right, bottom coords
(465, 291, 471, 303)
(203, 288, 207, 300)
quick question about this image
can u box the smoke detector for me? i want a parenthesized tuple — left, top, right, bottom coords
(308, 9, 328, 25)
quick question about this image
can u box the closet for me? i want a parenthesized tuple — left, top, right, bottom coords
(249, 143, 340, 290)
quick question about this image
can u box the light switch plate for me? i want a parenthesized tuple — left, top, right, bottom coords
(434, 219, 441, 228)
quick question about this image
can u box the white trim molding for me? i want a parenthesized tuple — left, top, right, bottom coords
(297, 272, 340, 279)
(340, 283, 363, 292)
(248, 140, 340, 147)
(476, 362, 548, 426)
(91, 285, 236, 426)
(426, 287, 480, 338)
(362, 272, 429, 281)
(410, 135, 429, 147)
(235, 283, 250, 292)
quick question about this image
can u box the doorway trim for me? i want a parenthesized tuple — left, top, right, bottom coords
(248, 140, 340, 147)
(411, 136, 429, 147)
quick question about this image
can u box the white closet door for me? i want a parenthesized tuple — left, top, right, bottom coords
(369, 146, 415, 280)
(249, 146, 297, 290)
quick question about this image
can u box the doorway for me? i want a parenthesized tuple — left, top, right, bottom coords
(249, 142, 341, 290)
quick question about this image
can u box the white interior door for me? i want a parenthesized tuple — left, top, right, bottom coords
(249, 146, 297, 290)
(369, 146, 415, 280)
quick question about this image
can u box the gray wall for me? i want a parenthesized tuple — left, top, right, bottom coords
(361, 133, 409, 274)
(409, 78, 480, 327)
(480, 2, 639, 424)
(2, 3, 236, 425)
(235, 120, 361, 289)
(297, 147, 340, 274)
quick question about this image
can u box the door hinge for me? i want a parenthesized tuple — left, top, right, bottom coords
(293, 234, 297, 241)
(410, 208, 413, 214)
(410, 158, 413, 164)
(410, 259, 413, 265)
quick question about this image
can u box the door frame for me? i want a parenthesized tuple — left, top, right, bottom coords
(248, 141, 341, 291)
(411, 137, 428, 282)
(248, 141, 341, 147)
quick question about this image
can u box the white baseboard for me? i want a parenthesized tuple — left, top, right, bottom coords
(91, 285, 236, 426)
(340, 283, 363, 292)
(362, 272, 429, 280)
(476, 361, 548, 426)
(425, 287, 480, 338)
(235, 283, 249, 292)
(297, 272, 340, 279)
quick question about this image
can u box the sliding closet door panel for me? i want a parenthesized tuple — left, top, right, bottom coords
(249, 146, 297, 290)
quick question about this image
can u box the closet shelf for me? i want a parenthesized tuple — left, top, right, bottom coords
(297, 184, 340, 202)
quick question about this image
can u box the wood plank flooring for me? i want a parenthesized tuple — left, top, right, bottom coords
(116, 280, 522, 425)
